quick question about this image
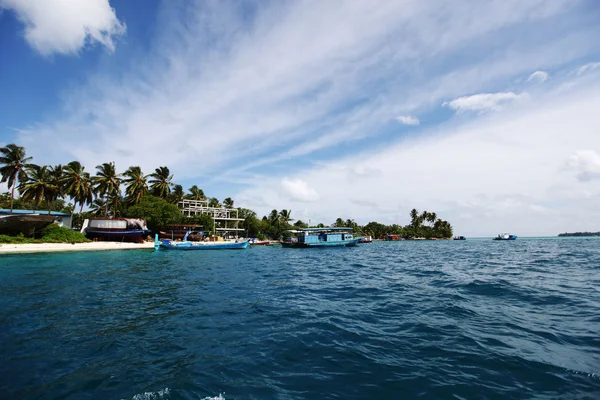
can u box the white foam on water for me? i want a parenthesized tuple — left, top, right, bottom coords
(129, 387, 171, 400)
(201, 394, 226, 400)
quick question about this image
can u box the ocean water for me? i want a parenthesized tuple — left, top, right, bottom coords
(1, 238, 599, 399)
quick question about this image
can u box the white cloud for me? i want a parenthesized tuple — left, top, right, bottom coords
(396, 115, 420, 125)
(280, 178, 320, 202)
(566, 150, 600, 182)
(0, 0, 125, 55)
(574, 62, 600, 76)
(238, 81, 600, 236)
(7, 0, 600, 235)
(443, 92, 522, 113)
(527, 70, 549, 82)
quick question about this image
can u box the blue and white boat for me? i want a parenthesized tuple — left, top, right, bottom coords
(154, 233, 249, 250)
(282, 227, 361, 248)
(493, 233, 517, 240)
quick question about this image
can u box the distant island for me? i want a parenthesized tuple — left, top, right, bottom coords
(558, 232, 600, 237)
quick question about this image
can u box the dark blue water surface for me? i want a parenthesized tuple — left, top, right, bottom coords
(1, 238, 599, 399)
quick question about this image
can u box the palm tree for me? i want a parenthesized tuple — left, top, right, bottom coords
(89, 198, 107, 216)
(149, 166, 173, 199)
(427, 212, 437, 226)
(0, 144, 33, 213)
(63, 161, 88, 226)
(169, 184, 184, 204)
(208, 197, 220, 207)
(279, 209, 293, 224)
(48, 164, 64, 210)
(79, 172, 94, 213)
(19, 164, 57, 212)
(123, 166, 148, 205)
(223, 197, 234, 208)
(268, 209, 279, 225)
(187, 185, 205, 201)
(93, 162, 121, 217)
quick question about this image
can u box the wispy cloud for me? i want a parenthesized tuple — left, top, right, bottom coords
(527, 70, 549, 82)
(443, 92, 522, 113)
(396, 116, 420, 125)
(0, 0, 125, 55)
(574, 61, 600, 76)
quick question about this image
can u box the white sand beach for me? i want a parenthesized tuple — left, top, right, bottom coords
(0, 241, 155, 254)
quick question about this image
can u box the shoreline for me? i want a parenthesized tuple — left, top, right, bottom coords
(0, 241, 155, 255)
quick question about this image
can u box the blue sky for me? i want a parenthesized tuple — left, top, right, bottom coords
(1, 0, 600, 236)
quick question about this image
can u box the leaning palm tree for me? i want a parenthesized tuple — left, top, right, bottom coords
(93, 162, 121, 217)
(223, 197, 234, 208)
(0, 143, 33, 213)
(149, 166, 173, 199)
(123, 166, 148, 205)
(19, 164, 57, 213)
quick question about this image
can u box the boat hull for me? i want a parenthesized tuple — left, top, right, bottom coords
(282, 238, 361, 248)
(156, 240, 249, 250)
(0, 214, 57, 237)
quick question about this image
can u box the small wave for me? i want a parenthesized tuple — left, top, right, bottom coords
(201, 395, 226, 400)
(130, 388, 170, 400)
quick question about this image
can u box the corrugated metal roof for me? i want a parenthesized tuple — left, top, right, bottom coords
(0, 209, 71, 217)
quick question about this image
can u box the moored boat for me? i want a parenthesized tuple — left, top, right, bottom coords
(154, 234, 249, 250)
(493, 233, 517, 240)
(82, 218, 150, 243)
(453, 235, 466, 240)
(359, 235, 373, 243)
(282, 227, 360, 248)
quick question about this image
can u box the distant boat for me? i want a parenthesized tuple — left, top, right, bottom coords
(493, 233, 517, 240)
(154, 234, 249, 250)
(453, 236, 466, 240)
(82, 218, 150, 242)
(249, 238, 272, 246)
(386, 234, 403, 241)
(282, 227, 360, 248)
(359, 235, 373, 243)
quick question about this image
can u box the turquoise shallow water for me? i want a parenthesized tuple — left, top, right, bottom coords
(1, 239, 599, 399)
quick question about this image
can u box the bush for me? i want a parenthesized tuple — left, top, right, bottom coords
(40, 224, 90, 243)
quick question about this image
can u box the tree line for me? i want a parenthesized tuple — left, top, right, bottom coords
(1, 143, 453, 239)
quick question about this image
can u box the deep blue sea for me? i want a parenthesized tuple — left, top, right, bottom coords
(1, 238, 599, 400)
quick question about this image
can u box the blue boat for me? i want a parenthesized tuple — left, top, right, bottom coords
(154, 234, 249, 250)
(282, 227, 361, 248)
(493, 233, 517, 240)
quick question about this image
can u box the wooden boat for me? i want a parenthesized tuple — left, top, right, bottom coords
(282, 227, 360, 248)
(82, 218, 150, 243)
(386, 234, 403, 241)
(249, 238, 271, 246)
(493, 233, 517, 240)
(0, 214, 57, 237)
(154, 234, 249, 250)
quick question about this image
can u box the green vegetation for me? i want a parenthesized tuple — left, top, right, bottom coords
(1, 143, 454, 241)
(0, 224, 89, 244)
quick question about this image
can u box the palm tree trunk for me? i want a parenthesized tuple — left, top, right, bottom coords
(9, 185, 15, 214)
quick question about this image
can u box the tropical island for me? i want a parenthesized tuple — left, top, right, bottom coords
(557, 232, 600, 237)
(1, 143, 454, 245)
